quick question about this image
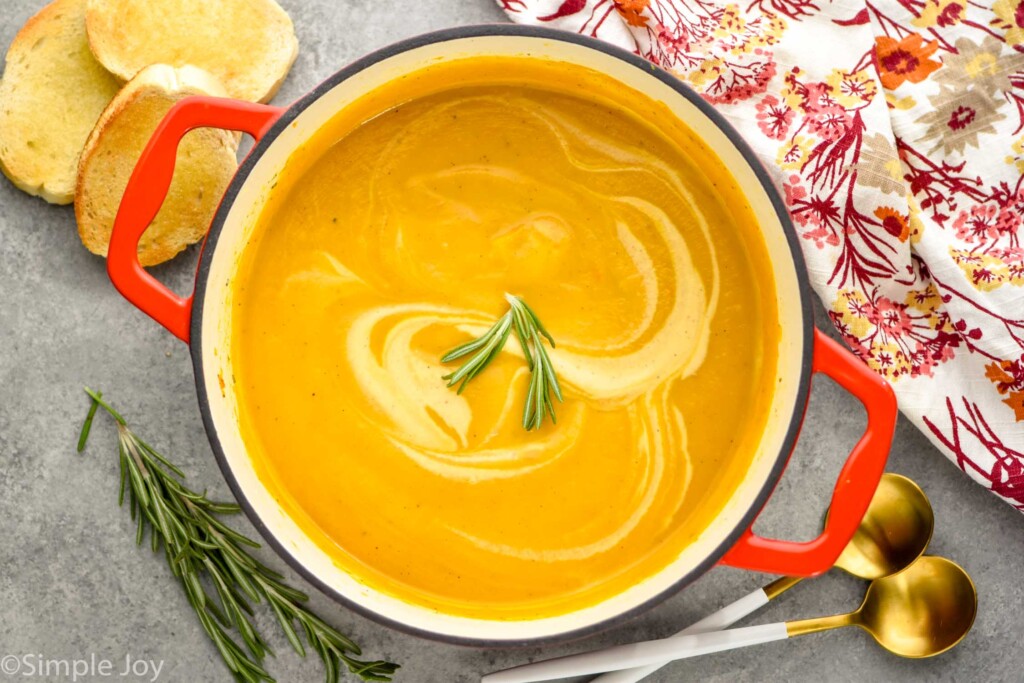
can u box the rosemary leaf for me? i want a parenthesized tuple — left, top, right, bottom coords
(515, 296, 556, 349)
(77, 390, 102, 452)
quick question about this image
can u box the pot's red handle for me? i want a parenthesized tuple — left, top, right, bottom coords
(719, 329, 897, 576)
(107, 96, 285, 344)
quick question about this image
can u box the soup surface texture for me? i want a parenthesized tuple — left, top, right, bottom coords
(232, 58, 779, 620)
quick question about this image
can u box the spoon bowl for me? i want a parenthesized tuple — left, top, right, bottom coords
(856, 555, 978, 657)
(834, 473, 935, 580)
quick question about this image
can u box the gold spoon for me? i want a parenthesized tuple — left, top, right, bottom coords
(593, 472, 935, 683)
(483, 557, 978, 683)
(787, 555, 977, 656)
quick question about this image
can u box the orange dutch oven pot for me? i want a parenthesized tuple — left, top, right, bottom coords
(103, 26, 897, 646)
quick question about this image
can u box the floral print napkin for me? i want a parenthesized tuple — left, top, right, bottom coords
(498, 0, 1024, 509)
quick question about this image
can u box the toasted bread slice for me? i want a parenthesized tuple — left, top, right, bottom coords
(75, 64, 239, 266)
(85, 0, 298, 103)
(0, 0, 121, 204)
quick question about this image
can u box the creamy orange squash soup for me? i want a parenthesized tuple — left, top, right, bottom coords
(232, 58, 779, 620)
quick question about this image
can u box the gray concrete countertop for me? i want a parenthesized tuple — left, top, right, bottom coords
(1, 1, 1021, 681)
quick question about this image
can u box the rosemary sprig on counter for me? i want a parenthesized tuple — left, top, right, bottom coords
(441, 294, 563, 430)
(76, 388, 399, 683)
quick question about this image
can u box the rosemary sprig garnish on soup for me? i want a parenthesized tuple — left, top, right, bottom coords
(77, 389, 400, 683)
(441, 293, 563, 430)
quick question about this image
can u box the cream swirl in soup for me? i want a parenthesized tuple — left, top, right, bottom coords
(233, 58, 778, 619)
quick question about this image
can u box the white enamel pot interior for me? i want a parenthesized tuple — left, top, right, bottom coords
(188, 26, 814, 646)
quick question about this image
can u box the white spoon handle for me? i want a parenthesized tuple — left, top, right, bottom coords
(480, 622, 789, 683)
(591, 586, 771, 683)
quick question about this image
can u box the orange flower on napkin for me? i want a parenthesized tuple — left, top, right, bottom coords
(874, 34, 941, 89)
(874, 206, 911, 242)
(614, 0, 650, 26)
(986, 360, 1024, 420)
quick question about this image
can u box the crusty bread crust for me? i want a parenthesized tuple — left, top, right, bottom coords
(74, 64, 240, 266)
(85, 0, 298, 103)
(0, 0, 121, 204)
